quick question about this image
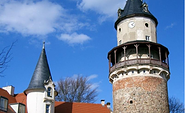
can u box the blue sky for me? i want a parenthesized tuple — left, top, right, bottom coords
(0, 0, 184, 106)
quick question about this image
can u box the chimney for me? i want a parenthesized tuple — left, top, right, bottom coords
(2, 86, 15, 96)
(101, 100, 105, 106)
(106, 102, 111, 109)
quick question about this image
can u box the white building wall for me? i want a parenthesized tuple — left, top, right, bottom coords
(27, 90, 45, 113)
(117, 17, 157, 45)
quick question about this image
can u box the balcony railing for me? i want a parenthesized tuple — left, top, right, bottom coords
(109, 58, 169, 73)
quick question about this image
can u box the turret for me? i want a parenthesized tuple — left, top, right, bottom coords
(115, 0, 158, 45)
(24, 42, 57, 113)
(108, 0, 170, 112)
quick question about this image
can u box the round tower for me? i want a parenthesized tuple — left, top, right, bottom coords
(24, 43, 57, 113)
(108, 0, 170, 112)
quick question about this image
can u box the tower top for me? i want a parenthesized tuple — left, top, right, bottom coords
(25, 43, 52, 93)
(115, 0, 158, 29)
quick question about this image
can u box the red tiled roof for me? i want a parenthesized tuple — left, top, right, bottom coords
(0, 88, 16, 104)
(0, 88, 16, 113)
(14, 93, 27, 113)
(14, 93, 27, 105)
(55, 101, 110, 113)
(0, 88, 110, 113)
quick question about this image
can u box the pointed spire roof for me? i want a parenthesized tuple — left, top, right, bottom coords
(115, 0, 158, 29)
(25, 42, 52, 93)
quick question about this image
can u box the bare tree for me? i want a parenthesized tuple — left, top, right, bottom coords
(169, 97, 184, 113)
(0, 42, 15, 77)
(56, 75, 98, 103)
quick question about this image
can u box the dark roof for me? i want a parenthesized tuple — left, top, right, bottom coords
(25, 43, 52, 93)
(115, 0, 158, 29)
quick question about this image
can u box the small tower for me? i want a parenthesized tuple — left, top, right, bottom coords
(24, 43, 57, 113)
(108, 0, 170, 112)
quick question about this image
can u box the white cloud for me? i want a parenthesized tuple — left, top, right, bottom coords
(58, 32, 91, 45)
(165, 23, 176, 30)
(0, 0, 92, 45)
(87, 74, 98, 81)
(77, 0, 126, 22)
(0, 0, 63, 36)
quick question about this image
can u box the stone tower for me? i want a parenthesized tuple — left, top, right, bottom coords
(108, 0, 170, 112)
(24, 43, 57, 113)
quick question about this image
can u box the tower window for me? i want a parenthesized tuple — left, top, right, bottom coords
(46, 104, 50, 113)
(130, 100, 133, 104)
(146, 36, 150, 41)
(119, 28, 121, 32)
(119, 40, 122, 45)
(143, 70, 145, 73)
(145, 23, 149, 27)
(47, 87, 52, 97)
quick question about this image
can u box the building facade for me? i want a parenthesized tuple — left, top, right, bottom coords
(108, 0, 170, 112)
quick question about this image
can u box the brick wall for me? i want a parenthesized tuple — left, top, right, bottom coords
(113, 76, 169, 113)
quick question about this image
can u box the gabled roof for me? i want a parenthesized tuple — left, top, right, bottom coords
(24, 43, 52, 93)
(0, 88, 16, 113)
(0, 88, 16, 104)
(115, 0, 158, 29)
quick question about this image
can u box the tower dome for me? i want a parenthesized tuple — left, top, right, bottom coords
(115, 0, 158, 29)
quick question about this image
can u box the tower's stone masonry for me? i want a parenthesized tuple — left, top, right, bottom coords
(113, 76, 169, 113)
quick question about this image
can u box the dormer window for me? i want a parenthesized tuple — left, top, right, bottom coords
(10, 103, 25, 113)
(47, 87, 52, 97)
(118, 8, 122, 17)
(142, 3, 148, 12)
(19, 103, 25, 113)
(0, 96, 8, 112)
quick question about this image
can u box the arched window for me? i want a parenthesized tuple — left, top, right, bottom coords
(47, 87, 52, 97)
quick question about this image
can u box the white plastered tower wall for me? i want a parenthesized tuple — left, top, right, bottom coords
(26, 90, 45, 113)
(26, 79, 57, 113)
(117, 17, 157, 45)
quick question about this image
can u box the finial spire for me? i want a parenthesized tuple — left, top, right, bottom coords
(24, 41, 52, 94)
(43, 41, 45, 49)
